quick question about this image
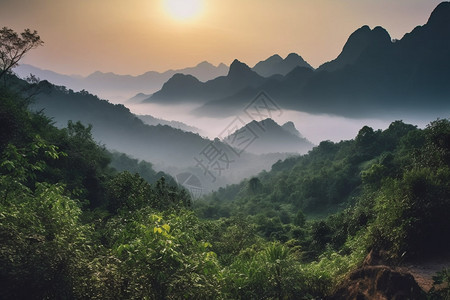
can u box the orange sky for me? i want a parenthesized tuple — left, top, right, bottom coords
(0, 0, 444, 75)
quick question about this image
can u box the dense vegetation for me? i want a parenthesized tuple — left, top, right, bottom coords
(196, 118, 450, 260)
(1, 79, 449, 299)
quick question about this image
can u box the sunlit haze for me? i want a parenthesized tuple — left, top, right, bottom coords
(163, 0, 204, 21)
(1, 0, 447, 144)
(0, 0, 443, 75)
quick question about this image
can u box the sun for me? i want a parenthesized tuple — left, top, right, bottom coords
(163, 0, 203, 21)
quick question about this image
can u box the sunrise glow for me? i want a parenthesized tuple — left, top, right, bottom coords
(163, 0, 203, 21)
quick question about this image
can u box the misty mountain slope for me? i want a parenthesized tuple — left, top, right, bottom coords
(282, 121, 303, 137)
(128, 92, 152, 103)
(32, 85, 212, 169)
(253, 53, 313, 77)
(192, 3, 450, 119)
(146, 59, 267, 104)
(223, 118, 314, 154)
(15, 61, 228, 102)
(197, 119, 421, 216)
(137, 114, 205, 135)
(25, 79, 292, 191)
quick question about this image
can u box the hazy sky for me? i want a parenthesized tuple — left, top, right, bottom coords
(0, 0, 444, 75)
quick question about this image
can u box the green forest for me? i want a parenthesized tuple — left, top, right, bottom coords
(1, 75, 450, 299)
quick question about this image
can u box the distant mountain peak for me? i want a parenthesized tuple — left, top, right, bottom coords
(148, 73, 202, 101)
(224, 118, 313, 154)
(247, 117, 278, 128)
(228, 59, 252, 75)
(285, 52, 302, 61)
(343, 25, 391, 53)
(252, 53, 313, 77)
(266, 54, 283, 63)
(282, 121, 302, 138)
(428, 1, 450, 28)
(227, 59, 258, 80)
(170, 73, 200, 82)
(318, 25, 391, 72)
(196, 61, 213, 67)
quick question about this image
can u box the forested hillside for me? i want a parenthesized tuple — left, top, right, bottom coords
(1, 79, 449, 298)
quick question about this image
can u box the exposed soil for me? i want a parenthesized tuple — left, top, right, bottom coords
(326, 251, 450, 300)
(398, 255, 450, 292)
(327, 265, 426, 300)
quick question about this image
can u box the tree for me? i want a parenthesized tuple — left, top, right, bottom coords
(0, 27, 43, 79)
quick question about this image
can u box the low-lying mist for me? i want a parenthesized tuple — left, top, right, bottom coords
(126, 102, 440, 144)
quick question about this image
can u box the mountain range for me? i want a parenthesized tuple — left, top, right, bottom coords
(252, 53, 313, 77)
(14, 61, 229, 102)
(145, 59, 267, 104)
(149, 2, 450, 119)
(23, 78, 304, 190)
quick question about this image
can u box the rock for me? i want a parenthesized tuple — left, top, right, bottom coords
(327, 265, 426, 300)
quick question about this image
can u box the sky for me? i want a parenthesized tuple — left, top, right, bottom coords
(0, 0, 444, 76)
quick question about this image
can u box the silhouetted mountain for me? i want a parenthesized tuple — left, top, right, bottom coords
(146, 59, 266, 104)
(298, 2, 450, 116)
(253, 53, 313, 77)
(223, 118, 314, 154)
(194, 2, 450, 119)
(148, 74, 203, 103)
(15, 61, 228, 103)
(192, 66, 314, 117)
(317, 26, 391, 72)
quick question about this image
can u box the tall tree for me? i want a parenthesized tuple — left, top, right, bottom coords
(0, 27, 43, 79)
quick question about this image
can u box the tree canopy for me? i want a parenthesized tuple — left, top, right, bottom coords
(0, 27, 43, 79)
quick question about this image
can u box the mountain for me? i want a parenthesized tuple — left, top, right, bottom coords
(14, 64, 84, 90)
(128, 92, 152, 103)
(32, 85, 209, 169)
(193, 2, 450, 119)
(253, 53, 313, 77)
(192, 65, 314, 117)
(223, 118, 314, 154)
(317, 25, 391, 72)
(22, 77, 289, 191)
(146, 59, 266, 104)
(137, 114, 205, 135)
(281, 121, 302, 137)
(14, 61, 229, 103)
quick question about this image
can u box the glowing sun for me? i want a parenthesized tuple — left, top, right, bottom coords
(164, 0, 204, 21)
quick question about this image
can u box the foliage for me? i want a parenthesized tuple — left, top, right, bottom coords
(0, 27, 43, 79)
(224, 242, 305, 299)
(0, 140, 93, 299)
(1, 75, 449, 298)
(429, 268, 450, 300)
(105, 210, 222, 299)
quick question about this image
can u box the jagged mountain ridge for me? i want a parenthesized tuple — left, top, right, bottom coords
(223, 118, 314, 154)
(146, 59, 266, 104)
(252, 53, 313, 77)
(193, 2, 450, 118)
